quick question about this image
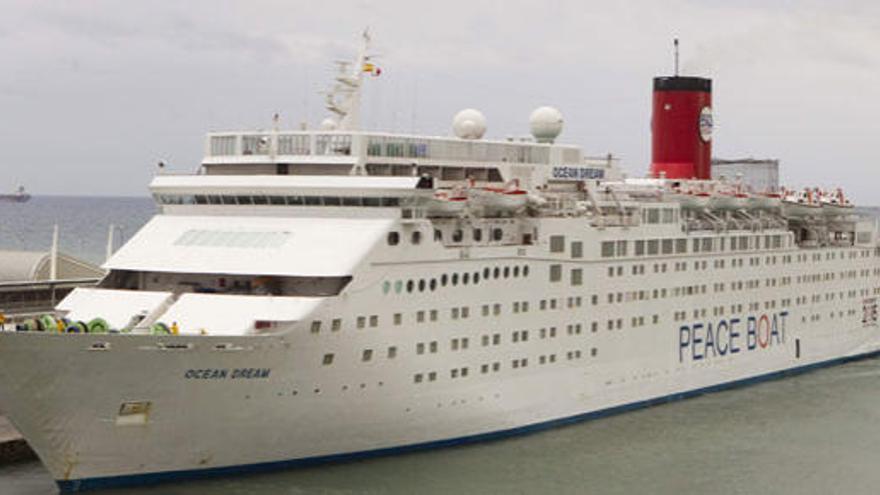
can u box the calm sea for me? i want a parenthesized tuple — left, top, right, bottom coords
(1, 197, 880, 495)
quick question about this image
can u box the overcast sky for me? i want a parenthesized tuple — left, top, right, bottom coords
(1, 1, 879, 202)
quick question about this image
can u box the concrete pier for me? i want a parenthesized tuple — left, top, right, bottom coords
(0, 415, 34, 464)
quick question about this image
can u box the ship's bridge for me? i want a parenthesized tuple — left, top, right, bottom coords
(201, 130, 617, 187)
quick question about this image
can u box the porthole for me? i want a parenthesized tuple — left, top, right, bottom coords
(493, 267, 500, 279)
(430, 279, 437, 291)
(411, 231, 422, 245)
(452, 229, 463, 242)
(473, 272, 480, 283)
(463, 273, 470, 285)
(394, 280, 403, 294)
(483, 267, 490, 279)
(418, 279, 426, 292)
(503, 266, 510, 278)
(513, 266, 520, 277)
(452, 273, 459, 286)
(523, 265, 530, 277)
(441, 274, 448, 286)
(382, 281, 391, 294)
(406, 280, 414, 293)
(387, 232, 400, 246)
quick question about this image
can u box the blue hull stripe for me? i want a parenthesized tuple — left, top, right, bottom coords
(57, 350, 880, 492)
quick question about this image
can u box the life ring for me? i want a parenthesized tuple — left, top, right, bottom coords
(65, 321, 87, 333)
(151, 322, 171, 335)
(87, 318, 109, 334)
(39, 315, 56, 332)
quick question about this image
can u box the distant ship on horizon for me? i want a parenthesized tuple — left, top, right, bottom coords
(0, 185, 31, 203)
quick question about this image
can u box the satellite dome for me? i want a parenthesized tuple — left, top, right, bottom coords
(529, 106, 564, 143)
(452, 109, 487, 139)
(319, 118, 338, 131)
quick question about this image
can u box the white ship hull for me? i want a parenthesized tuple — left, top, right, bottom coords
(1, 222, 878, 491)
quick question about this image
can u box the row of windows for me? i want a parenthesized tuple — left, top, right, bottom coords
(382, 265, 531, 295)
(156, 194, 403, 207)
(387, 226, 508, 246)
(599, 233, 789, 259)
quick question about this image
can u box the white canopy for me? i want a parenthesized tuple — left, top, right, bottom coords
(57, 288, 172, 329)
(160, 293, 322, 336)
(104, 215, 392, 277)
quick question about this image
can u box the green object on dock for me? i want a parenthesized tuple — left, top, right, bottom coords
(151, 322, 170, 335)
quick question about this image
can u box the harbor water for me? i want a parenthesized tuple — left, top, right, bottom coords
(1, 197, 880, 494)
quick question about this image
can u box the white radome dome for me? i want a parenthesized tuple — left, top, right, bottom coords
(452, 109, 487, 139)
(529, 106, 564, 143)
(319, 118, 338, 131)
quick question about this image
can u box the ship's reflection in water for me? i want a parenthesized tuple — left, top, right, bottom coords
(2, 356, 880, 495)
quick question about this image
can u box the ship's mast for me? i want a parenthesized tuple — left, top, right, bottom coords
(324, 29, 372, 131)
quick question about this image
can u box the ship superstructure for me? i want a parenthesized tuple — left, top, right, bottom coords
(0, 35, 878, 492)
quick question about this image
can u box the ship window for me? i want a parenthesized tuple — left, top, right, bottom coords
(674, 238, 687, 254)
(417, 343, 425, 354)
(208, 195, 222, 205)
(662, 239, 673, 254)
(635, 240, 645, 256)
(322, 353, 334, 365)
(452, 229, 463, 242)
(441, 274, 448, 286)
(418, 279, 426, 292)
(647, 240, 659, 255)
(357, 316, 366, 329)
(550, 235, 565, 253)
(463, 273, 470, 285)
(411, 231, 422, 244)
(571, 241, 583, 259)
(523, 265, 530, 277)
(492, 228, 503, 241)
(387, 346, 397, 359)
(253, 196, 269, 205)
(310, 321, 321, 334)
(434, 229, 443, 241)
(601, 241, 615, 258)
(429, 341, 438, 353)
(332, 318, 342, 331)
(414, 373, 423, 383)
(617, 241, 628, 256)
(430, 309, 438, 321)
(393, 313, 402, 326)
(236, 195, 253, 205)
(702, 238, 713, 252)
(406, 280, 414, 293)
(369, 315, 378, 327)
(647, 209, 660, 224)
(387, 232, 400, 246)
(362, 349, 373, 362)
(428, 372, 436, 382)
(341, 196, 360, 206)
(269, 196, 286, 205)
(503, 266, 510, 278)
(571, 268, 583, 286)
(513, 266, 520, 277)
(430, 279, 437, 291)
(473, 228, 483, 242)
(286, 196, 304, 205)
(549, 264, 562, 282)
(493, 267, 501, 279)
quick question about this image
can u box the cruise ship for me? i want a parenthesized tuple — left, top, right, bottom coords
(1, 33, 878, 492)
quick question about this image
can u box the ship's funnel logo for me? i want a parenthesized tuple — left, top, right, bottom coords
(699, 106, 713, 143)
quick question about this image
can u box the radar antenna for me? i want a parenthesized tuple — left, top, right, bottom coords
(323, 28, 376, 131)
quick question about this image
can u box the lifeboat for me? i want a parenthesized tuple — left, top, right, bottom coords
(820, 188, 854, 217)
(748, 190, 783, 211)
(426, 188, 468, 217)
(471, 179, 528, 215)
(782, 188, 823, 218)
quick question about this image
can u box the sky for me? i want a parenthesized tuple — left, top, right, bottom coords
(1, 1, 879, 202)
